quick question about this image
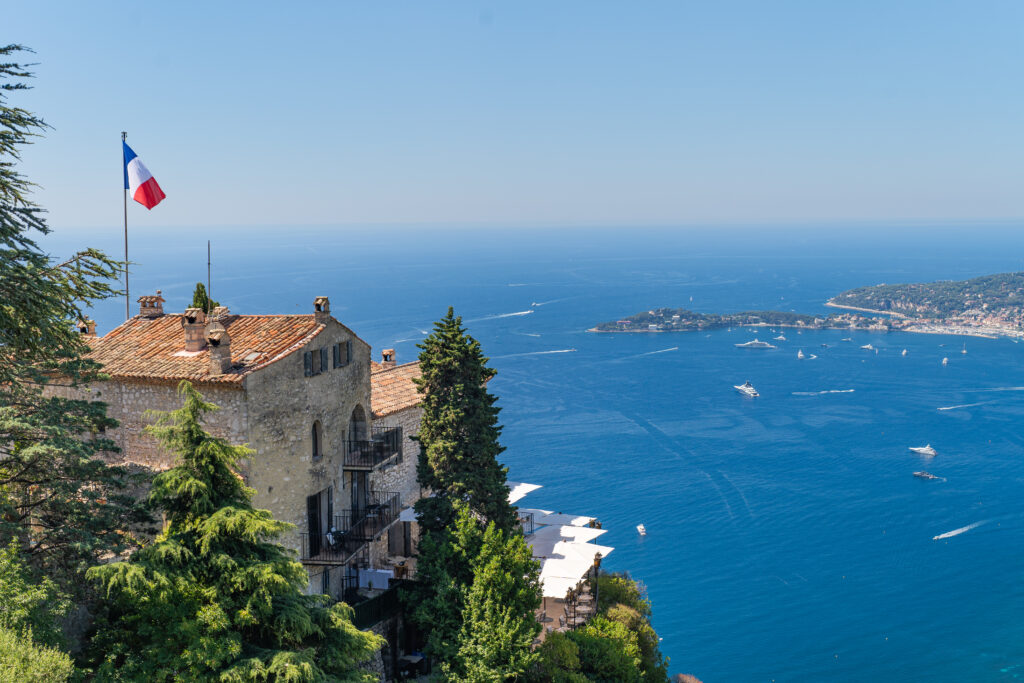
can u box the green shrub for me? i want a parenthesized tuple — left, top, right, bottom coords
(0, 625, 74, 682)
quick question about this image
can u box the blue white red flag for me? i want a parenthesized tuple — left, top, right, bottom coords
(122, 142, 166, 209)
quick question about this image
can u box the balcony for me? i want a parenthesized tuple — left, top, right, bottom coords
(344, 426, 403, 470)
(300, 491, 402, 566)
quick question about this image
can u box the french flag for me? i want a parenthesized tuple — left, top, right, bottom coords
(122, 142, 166, 209)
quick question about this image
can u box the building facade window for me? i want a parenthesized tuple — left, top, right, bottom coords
(312, 420, 323, 461)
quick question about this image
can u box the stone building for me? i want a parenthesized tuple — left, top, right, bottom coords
(57, 293, 423, 605)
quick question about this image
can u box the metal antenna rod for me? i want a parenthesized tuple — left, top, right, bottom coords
(122, 131, 129, 320)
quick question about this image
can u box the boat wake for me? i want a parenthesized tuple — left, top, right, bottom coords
(791, 389, 856, 396)
(531, 298, 570, 307)
(968, 386, 1024, 393)
(937, 401, 992, 411)
(638, 347, 679, 357)
(491, 349, 577, 359)
(467, 310, 535, 322)
(933, 520, 988, 540)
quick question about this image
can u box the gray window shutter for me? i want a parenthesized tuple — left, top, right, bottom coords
(320, 347, 329, 373)
(304, 351, 313, 376)
(345, 340, 352, 365)
(333, 343, 341, 368)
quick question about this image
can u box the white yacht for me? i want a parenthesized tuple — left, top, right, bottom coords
(734, 381, 759, 398)
(735, 339, 776, 349)
(797, 349, 805, 359)
(910, 445, 937, 456)
(942, 357, 949, 366)
(636, 524, 647, 536)
(774, 334, 787, 341)
(861, 343, 874, 351)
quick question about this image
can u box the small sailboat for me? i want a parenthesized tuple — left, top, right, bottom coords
(797, 349, 805, 359)
(901, 349, 908, 356)
(636, 524, 647, 536)
(942, 357, 949, 366)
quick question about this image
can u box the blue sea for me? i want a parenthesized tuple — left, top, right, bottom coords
(48, 223, 1024, 681)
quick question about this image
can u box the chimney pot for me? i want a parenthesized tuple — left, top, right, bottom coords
(313, 296, 330, 324)
(77, 319, 97, 337)
(138, 290, 166, 318)
(206, 322, 232, 376)
(381, 348, 396, 369)
(209, 306, 230, 321)
(181, 308, 207, 352)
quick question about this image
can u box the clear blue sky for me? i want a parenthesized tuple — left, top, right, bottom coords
(7, 2, 1024, 230)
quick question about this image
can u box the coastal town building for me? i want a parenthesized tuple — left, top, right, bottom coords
(51, 294, 424, 612)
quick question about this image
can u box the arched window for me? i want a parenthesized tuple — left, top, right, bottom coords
(312, 420, 323, 460)
(349, 405, 367, 442)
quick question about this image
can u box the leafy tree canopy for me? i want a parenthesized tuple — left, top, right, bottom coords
(0, 43, 148, 596)
(87, 381, 383, 681)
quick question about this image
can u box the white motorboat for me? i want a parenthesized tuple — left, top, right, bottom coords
(861, 343, 874, 351)
(636, 524, 647, 536)
(841, 337, 853, 342)
(910, 445, 937, 456)
(913, 471, 940, 480)
(734, 381, 759, 398)
(774, 334, 787, 341)
(942, 357, 949, 366)
(961, 343, 967, 355)
(901, 349, 908, 356)
(797, 349, 805, 359)
(735, 339, 776, 349)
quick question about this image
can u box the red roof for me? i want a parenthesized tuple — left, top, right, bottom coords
(370, 362, 422, 418)
(87, 314, 323, 385)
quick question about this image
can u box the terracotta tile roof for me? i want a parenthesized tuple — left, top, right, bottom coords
(87, 314, 324, 385)
(371, 361, 422, 418)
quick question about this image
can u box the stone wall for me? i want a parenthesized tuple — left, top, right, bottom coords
(44, 379, 246, 471)
(371, 405, 424, 510)
(243, 319, 372, 551)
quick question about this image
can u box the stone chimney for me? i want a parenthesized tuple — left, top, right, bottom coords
(77, 319, 97, 337)
(138, 290, 165, 318)
(206, 322, 232, 376)
(313, 296, 331, 324)
(209, 305, 230, 322)
(181, 307, 207, 352)
(381, 349, 396, 369)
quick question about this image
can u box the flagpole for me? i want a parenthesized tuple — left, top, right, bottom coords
(122, 131, 129, 321)
(207, 240, 211, 311)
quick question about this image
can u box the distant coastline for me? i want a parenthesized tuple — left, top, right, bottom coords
(590, 272, 1024, 340)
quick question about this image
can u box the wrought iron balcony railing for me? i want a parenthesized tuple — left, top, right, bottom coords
(300, 491, 402, 566)
(344, 426, 403, 469)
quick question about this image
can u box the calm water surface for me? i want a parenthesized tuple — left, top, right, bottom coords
(49, 224, 1024, 681)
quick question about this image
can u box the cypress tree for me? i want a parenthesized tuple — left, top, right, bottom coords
(413, 306, 516, 532)
(87, 381, 383, 681)
(192, 282, 219, 313)
(0, 44, 149, 597)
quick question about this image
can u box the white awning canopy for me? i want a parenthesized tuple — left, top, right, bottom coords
(537, 542, 614, 598)
(507, 481, 542, 504)
(527, 524, 607, 556)
(518, 508, 596, 527)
